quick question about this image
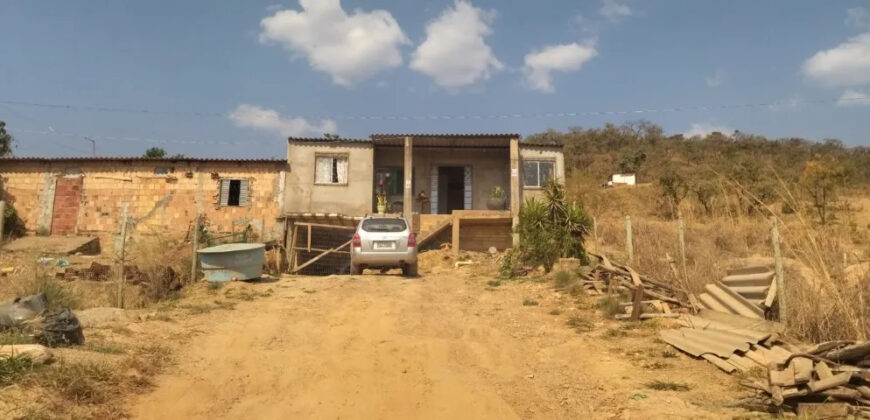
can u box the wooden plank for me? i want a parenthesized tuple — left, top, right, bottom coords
(769, 364, 796, 386)
(763, 275, 777, 308)
(292, 247, 351, 254)
(815, 361, 834, 380)
(290, 239, 352, 274)
(807, 372, 852, 393)
(451, 216, 460, 256)
(792, 357, 813, 384)
(782, 386, 808, 399)
(290, 224, 299, 270)
(629, 267, 643, 321)
(307, 224, 312, 252)
(824, 341, 870, 363)
(614, 313, 680, 320)
(293, 222, 355, 230)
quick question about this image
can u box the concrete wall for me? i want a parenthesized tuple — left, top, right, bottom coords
(284, 141, 374, 216)
(1, 160, 286, 241)
(519, 145, 565, 201)
(374, 147, 510, 214)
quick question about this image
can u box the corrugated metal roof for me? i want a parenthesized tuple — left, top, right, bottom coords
(370, 133, 521, 139)
(0, 156, 286, 163)
(287, 137, 371, 144)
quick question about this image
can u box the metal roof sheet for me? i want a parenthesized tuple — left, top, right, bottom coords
(370, 133, 520, 139)
(287, 137, 371, 144)
(0, 156, 286, 164)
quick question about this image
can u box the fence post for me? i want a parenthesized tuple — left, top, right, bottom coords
(625, 216, 633, 264)
(0, 200, 6, 246)
(190, 172, 203, 283)
(770, 216, 786, 324)
(117, 203, 129, 308)
(677, 211, 688, 284)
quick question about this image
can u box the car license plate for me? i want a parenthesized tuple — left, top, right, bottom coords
(374, 241, 396, 250)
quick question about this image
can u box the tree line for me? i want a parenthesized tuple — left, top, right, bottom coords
(524, 121, 868, 223)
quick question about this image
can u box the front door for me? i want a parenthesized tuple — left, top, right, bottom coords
(431, 166, 472, 214)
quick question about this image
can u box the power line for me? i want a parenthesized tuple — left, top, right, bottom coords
(0, 96, 865, 122)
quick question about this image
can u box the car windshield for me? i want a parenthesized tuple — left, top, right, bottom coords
(361, 218, 407, 232)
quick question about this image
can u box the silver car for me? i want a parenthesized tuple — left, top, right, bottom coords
(350, 216, 418, 276)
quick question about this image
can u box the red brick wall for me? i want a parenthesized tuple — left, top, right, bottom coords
(51, 177, 83, 235)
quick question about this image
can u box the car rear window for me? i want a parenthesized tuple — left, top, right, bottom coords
(361, 218, 407, 232)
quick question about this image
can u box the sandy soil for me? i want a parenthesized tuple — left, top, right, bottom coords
(125, 265, 752, 420)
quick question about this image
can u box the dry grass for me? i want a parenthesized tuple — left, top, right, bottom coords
(580, 176, 870, 342)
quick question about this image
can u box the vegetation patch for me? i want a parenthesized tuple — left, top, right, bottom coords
(0, 354, 40, 386)
(83, 341, 126, 355)
(566, 316, 594, 333)
(645, 380, 691, 391)
(522, 299, 539, 306)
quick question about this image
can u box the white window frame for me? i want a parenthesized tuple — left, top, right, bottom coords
(523, 160, 556, 188)
(314, 154, 349, 186)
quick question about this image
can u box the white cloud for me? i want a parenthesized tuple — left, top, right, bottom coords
(802, 32, 870, 86)
(522, 42, 597, 93)
(705, 69, 724, 87)
(410, 1, 503, 88)
(259, 0, 409, 86)
(684, 123, 732, 138)
(600, 0, 632, 21)
(228, 104, 337, 137)
(846, 7, 870, 30)
(837, 89, 870, 107)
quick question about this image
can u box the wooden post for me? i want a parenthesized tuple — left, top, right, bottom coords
(403, 136, 413, 231)
(625, 216, 633, 264)
(509, 137, 521, 247)
(190, 172, 203, 284)
(677, 211, 688, 284)
(771, 216, 786, 324)
(0, 200, 6, 246)
(290, 224, 300, 270)
(452, 215, 461, 257)
(306, 224, 312, 252)
(117, 203, 129, 308)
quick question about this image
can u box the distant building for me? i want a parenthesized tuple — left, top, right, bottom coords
(607, 173, 637, 187)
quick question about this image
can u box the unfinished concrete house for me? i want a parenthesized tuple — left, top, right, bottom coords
(282, 134, 564, 274)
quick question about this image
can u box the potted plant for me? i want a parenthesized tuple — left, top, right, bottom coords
(487, 186, 506, 210)
(376, 193, 388, 214)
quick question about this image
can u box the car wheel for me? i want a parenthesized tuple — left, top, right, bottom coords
(403, 263, 418, 277)
(350, 263, 361, 275)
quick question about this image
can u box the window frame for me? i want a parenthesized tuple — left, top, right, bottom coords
(218, 178, 251, 207)
(522, 159, 556, 189)
(314, 153, 350, 186)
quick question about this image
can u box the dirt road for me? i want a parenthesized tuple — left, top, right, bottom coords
(127, 268, 748, 419)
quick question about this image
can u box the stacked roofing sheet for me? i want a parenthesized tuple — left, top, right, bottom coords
(695, 265, 775, 320)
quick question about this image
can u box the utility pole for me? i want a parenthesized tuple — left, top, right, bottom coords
(83, 137, 96, 157)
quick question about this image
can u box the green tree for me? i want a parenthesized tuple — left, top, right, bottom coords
(143, 147, 167, 158)
(0, 121, 14, 157)
(801, 156, 846, 224)
(658, 168, 689, 218)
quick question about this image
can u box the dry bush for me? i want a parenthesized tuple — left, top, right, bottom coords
(127, 234, 193, 304)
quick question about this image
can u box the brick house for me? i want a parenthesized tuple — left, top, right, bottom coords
(0, 157, 287, 241)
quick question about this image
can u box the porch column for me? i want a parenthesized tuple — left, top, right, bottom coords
(510, 137, 521, 247)
(404, 136, 413, 230)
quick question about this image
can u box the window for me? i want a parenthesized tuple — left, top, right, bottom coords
(375, 167, 404, 195)
(315, 155, 348, 185)
(523, 160, 555, 188)
(361, 218, 407, 232)
(219, 179, 250, 207)
(154, 167, 170, 176)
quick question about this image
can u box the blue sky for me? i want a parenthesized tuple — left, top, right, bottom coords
(1, 0, 869, 158)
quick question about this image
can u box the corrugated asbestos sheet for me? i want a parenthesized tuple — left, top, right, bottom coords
(661, 315, 771, 358)
(695, 265, 775, 319)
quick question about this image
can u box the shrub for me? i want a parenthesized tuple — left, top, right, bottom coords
(554, 271, 575, 289)
(514, 181, 592, 272)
